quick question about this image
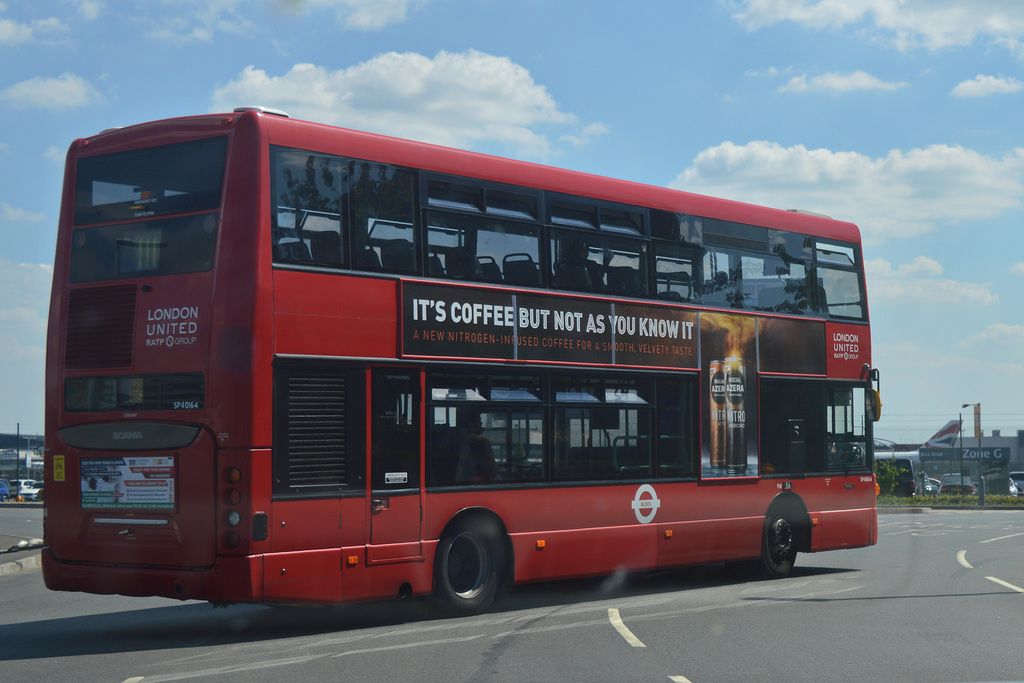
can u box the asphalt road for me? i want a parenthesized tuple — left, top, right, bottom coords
(2, 507, 1022, 682)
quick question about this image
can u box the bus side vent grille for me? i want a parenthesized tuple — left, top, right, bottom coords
(65, 285, 137, 369)
(284, 371, 347, 490)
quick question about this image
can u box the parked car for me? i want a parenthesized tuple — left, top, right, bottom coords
(18, 481, 42, 501)
(939, 474, 976, 495)
(13, 479, 32, 495)
(1009, 478, 1019, 498)
(0, 478, 10, 501)
(875, 455, 920, 496)
(1010, 472, 1024, 498)
(11, 479, 37, 500)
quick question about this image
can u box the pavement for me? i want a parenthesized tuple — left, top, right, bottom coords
(0, 516, 44, 576)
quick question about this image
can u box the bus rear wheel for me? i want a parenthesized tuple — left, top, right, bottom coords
(433, 521, 503, 615)
(759, 514, 796, 579)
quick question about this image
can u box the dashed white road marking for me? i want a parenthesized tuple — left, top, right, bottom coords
(986, 576, 1024, 594)
(608, 608, 646, 648)
(981, 532, 1024, 544)
(956, 550, 972, 569)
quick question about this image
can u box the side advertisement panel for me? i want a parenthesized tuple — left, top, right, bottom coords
(700, 315, 827, 479)
(402, 282, 698, 369)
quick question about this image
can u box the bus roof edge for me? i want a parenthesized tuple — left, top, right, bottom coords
(233, 106, 291, 118)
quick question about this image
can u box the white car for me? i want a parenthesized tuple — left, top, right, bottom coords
(22, 482, 43, 501)
(13, 479, 40, 500)
(1010, 472, 1024, 498)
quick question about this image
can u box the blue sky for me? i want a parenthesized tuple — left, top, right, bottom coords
(1, 0, 1023, 443)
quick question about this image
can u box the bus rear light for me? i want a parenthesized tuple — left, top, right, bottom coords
(225, 467, 242, 484)
(224, 532, 241, 549)
(226, 510, 241, 527)
(224, 488, 241, 505)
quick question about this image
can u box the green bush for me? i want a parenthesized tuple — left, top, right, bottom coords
(877, 493, 1024, 507)
(874, 459, 900, 496)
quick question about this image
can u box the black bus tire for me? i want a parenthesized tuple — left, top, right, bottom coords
(759, 514, 797, 579)
(433, 520, 503, 615)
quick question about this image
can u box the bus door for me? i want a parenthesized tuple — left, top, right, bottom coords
(368, 368, 423, 562)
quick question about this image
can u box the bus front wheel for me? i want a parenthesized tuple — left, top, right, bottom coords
(433, 521, 503, 615)
(759, 514, 796, 579)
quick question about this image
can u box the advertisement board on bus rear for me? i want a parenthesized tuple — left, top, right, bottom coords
(80, 456, 176, 510)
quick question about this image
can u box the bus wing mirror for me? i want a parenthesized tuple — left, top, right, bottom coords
(866, 389, 882, 422)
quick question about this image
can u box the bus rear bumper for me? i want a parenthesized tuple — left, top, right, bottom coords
(42, 549, 265, 604)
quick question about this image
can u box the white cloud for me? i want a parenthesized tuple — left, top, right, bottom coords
(951, 74, 1024, 98)
(670, 141, 1024, 244)
(77, 1, 104, 21)
(779, 70, 908, 94)
(143, 0, 426, 41)
(0, 12, 67, 45)
(728, 0, 1024, 54)
(0, 257, 51, 433)
(144, 0, 256, 43)
(0, 73, 105, 110)
(958, 324, 1024, 348)
(1, 203, 46, 223)
(866, 255, 943, 279)
(560, 123, 610, 147)
(1011, 262, 1024, 276)
(274, 0, 426, 30)
(212, 51, 599, 157)
(872, 339, 1024, 440)
(746, 66, 791, 77)
(865, 257, 997, 306)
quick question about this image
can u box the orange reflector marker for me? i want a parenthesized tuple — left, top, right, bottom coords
(536, 540, 546, 550)
(812, 517, 819, 527)
(664, 529, 673, 539)
(347, 556, 359, 566)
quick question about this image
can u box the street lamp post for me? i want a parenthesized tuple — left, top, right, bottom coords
(962, 403, 983, 505)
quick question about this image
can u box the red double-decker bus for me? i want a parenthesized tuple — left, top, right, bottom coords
(44, 108, 880, 614)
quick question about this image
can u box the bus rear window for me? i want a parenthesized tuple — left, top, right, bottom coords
(74, 137, 227, 225)
(65, 373, 205, 412)
(70, 213, 217, 283)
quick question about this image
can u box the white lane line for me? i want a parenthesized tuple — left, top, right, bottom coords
(981, 532, 1024, 544)
(608, 608, 646, 648)
(668, 677, 694, 682)
(331, 634, 485, 657)
(986, 576, 1024, 594)
(957, 550, 972, 569)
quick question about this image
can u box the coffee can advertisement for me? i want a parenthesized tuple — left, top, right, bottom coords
(701, 313, 757, 478)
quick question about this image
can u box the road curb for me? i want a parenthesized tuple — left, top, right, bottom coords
(0, 552, 40, 576)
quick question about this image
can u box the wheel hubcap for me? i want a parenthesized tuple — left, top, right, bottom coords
(769, 519, 793, 565)
(446, 532, 489, 599)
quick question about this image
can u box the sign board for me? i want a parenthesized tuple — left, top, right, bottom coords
(919, 447, 1009, 462)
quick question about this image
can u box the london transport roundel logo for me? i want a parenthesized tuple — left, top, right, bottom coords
(631, 484, 661, 524)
